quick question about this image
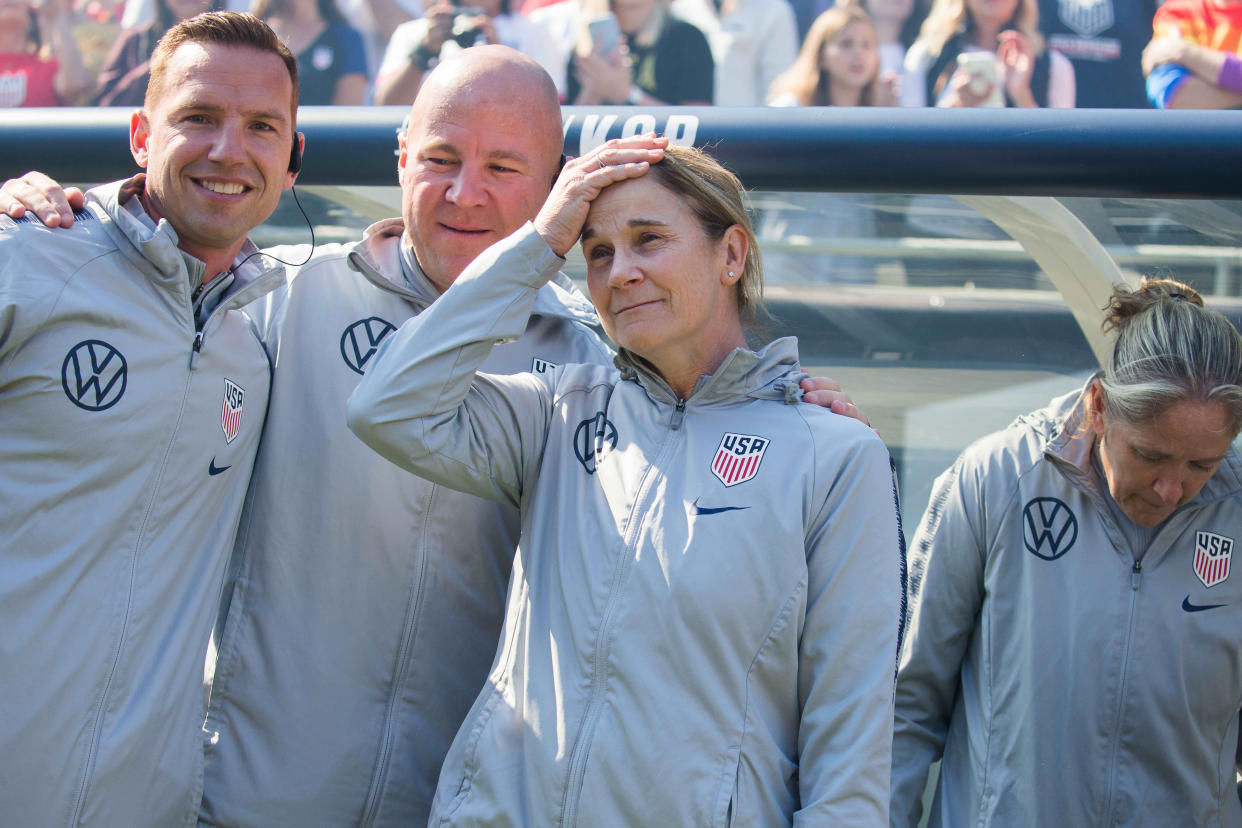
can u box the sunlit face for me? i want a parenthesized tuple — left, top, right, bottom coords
(611, 0, 657, 34)
(1090, 386, 1235, 526)
(821, 21, 879, 91)
(398, 83, 560, 293)
(582, 175, 745, 380)
(965, 0, 1020, 28)
(131, 42, 297, 268)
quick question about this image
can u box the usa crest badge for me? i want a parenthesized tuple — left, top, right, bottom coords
(221, 379, 245, 444)
(711, 433, 769, 487)
(1194, 531, 1232, 588)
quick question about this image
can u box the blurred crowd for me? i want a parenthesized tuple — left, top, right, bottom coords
(3, 0, 1241, 110)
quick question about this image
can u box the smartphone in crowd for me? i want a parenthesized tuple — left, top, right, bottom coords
(586, 11, 621, 56)
(955, 51, 1004, 107)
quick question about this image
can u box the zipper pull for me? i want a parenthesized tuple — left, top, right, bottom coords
(1130, 559, 1142, 590)
(671, 398, 686, 430)
(189, 330, 204, 368)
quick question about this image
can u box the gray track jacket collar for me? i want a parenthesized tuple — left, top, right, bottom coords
(346, 217, 599, 328)
(615, 337, 807, 409)
(92, 175, 282, 316)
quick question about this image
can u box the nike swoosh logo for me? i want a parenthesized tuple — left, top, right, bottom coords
(1182, 595, 1227, 613)
(692, 498, 749, 516)
(208, 459, 232, 476)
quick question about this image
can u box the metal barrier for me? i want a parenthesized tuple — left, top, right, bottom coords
(2, 105, 1241, 197)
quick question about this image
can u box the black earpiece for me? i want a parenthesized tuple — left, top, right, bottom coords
(289, 140, 302, 174)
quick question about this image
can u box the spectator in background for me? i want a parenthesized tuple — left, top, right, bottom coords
(1039, 0, 1155, 107)
(769, 5, 894, 105)
(526, 0, 580, 95)
(375, 0, 559, 104)
(902, 0, 1075, 106)
(1143, 0, 1242, 108)
(845, 0, 920, 87)
(254, 0, 368, 103)
(670, 0, 798, 106)
(761, 6, 887, 285)
(566, 0, 713, 105)
(94, 0, 218, 105)
(0, 0, 91, 106)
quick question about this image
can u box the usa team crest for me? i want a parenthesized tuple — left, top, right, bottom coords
(711, 433, 769, 487)
(221, 379, 245, 444)
(1194, 531, 1232, 588)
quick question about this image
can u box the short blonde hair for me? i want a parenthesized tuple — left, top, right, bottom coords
(642, 145, 764, 329)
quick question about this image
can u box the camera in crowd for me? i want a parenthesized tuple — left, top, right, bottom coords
(451, 6, 487, 48)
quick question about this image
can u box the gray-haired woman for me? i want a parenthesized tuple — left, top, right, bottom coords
(892, 278, 1242, 827)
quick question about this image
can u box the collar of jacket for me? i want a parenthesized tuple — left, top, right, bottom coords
(1045, 371, 1242, 509)
(616, 335, 807, 406)
(86, 175, 285, 316)
(346, 217, 601, 329)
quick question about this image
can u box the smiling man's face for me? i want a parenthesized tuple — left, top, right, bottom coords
(396, 48, 562, 294)
(131, 40, 297, 271)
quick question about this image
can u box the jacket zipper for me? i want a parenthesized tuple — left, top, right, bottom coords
(1102, 558, 1142, 822)
(560, 406, 681, 825)
(359, 497, 434, 826)
(69, 319, 204, 824)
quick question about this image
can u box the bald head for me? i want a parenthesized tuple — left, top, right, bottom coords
(411, 46, 564, 173)
(396, 45, 567, 293)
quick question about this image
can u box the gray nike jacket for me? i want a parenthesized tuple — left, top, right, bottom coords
(199, 218, 613, 827)
(892, 381, 1242, 828)
(347, 223, 905, 826)
(0, 177, 282, 827)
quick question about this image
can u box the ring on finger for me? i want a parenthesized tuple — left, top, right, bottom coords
(597, 155, 607, 170)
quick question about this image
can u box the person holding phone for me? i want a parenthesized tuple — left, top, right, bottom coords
(565, 0, 714, 105)
(375, 0, 559, 103)
(900, 0, 1075, 106)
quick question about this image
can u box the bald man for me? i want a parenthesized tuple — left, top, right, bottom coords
(194, 47, 616, 827)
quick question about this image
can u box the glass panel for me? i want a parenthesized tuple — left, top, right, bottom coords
(242, 187, 1242, 527)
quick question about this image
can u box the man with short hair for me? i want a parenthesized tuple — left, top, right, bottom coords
(0, 11, 300, 825)
(2, 45, 861, 826)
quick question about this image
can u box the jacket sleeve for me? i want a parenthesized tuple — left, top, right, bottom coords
(346, 223, 565, 507)
(889, 452, 988, 827)
(795, 428, 904, 825)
